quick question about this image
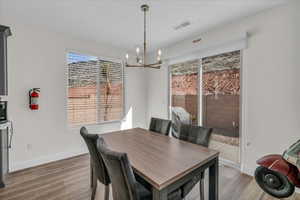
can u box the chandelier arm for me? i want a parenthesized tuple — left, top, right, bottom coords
(126, 63, 161, 69)
(147, 61, 162, 66)
(143, 62, 162, 68)
(125, 64, 144, 67)
(146, 65, 161, 69)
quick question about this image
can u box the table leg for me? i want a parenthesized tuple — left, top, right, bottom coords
(152, 188, 168, 200)
(209, 157, 219, 200)
(90, 158, 94, 188)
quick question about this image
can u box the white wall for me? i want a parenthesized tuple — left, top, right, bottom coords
(147, 0, 300, 176)
(0, 17, 148, 171)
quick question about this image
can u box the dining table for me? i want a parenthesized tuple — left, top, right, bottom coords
(100, 128, 220, 200)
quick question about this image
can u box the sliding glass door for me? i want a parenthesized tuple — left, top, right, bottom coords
(201, 51, 241, 164)
(169, 50, 241, 165)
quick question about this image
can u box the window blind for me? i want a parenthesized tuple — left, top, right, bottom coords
(67, 52, 124, 125)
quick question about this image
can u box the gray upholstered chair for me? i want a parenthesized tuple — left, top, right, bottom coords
(80, 127, 110, 200)
(149, 117, 172, 136)
(98, 137, 182, 200)
(178, 124, 213, 200)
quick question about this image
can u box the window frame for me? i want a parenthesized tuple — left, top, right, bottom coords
(66, 50, 125, 127)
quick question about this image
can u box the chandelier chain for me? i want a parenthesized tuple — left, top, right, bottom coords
(144, 6, 146, 65)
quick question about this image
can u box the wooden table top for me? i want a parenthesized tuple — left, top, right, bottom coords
(101, 128, 219, 190)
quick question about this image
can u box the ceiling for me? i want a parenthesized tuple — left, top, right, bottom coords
(0, 0, 289, 51)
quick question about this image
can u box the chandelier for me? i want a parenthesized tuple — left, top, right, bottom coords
(125, 4, 162, 69)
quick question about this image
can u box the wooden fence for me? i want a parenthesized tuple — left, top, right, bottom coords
(172, 94, 239, 137)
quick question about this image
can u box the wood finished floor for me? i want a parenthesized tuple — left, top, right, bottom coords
(0, 154, 299, 200)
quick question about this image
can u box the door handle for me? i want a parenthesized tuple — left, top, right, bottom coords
(232, 121, 239, 128)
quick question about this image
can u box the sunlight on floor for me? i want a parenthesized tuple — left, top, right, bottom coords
(210, 140, 240, 164)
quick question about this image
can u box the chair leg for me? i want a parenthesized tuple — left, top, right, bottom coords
(104, 185, 110, 200)
(91, 175, 97, 200)
(199, 178, 204, 200)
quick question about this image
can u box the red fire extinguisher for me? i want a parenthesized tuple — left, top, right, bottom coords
(29, 88, 40, 110)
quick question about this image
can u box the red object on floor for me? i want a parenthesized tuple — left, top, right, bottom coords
(257, 154, 300, 187)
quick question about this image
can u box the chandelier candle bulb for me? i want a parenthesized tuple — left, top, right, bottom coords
(158, 49, 162, 56)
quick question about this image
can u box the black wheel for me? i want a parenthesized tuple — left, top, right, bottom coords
(255, 166, 295, 198)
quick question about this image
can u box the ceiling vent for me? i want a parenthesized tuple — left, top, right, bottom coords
(173, 21, 191, 31)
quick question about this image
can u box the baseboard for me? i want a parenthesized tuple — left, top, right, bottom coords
(240, 164, 255, 177)
(219, 158, 257, 177)
(10, 149, 88, 172)
(219, 157, 241, 170)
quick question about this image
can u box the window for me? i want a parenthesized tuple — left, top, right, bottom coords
(67, 52, 124, 125)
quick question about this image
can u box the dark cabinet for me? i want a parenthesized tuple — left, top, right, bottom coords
(0, 127, 8, 188)
(0, 25, 12, 96)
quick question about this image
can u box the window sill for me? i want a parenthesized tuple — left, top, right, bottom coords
(68, 119, 125, 130)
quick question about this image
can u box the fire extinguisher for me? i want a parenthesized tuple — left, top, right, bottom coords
(29, 88, 40, 110)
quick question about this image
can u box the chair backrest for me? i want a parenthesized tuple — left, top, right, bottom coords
(98, 137, 139, 200)
(149, 117, 172, 136)
(80, 127, 110, 185)
(179, 124, 213, 147)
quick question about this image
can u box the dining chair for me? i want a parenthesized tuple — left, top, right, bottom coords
(178, 124, 213, 200)
(80, 127, 111, 200)
(149, 117, 172, 136)
(97, 137, 182, 200)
